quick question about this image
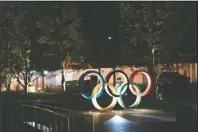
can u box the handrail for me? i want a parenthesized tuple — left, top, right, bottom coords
(22, 104, 68, 118)
(21, 103, 95, 132)
(34, 103, 92, 117)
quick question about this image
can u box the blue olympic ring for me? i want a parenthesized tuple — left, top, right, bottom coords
(79, 70, 105, 99)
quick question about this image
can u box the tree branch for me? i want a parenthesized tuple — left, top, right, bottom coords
(22, 71, 26, 80)
(155, 25, 166, 35)
(156, 36, 165, 41)
(14, 73, 25, 88)
(30, 74, 41, 83)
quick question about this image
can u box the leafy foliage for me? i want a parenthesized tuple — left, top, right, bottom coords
(35, 3, 84, 70)
(0, 3, 84, 92)
(0, 5, 39, 91)
(119, 2, 174, 66)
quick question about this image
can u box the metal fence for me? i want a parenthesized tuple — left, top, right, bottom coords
(21, 104, 94, 132)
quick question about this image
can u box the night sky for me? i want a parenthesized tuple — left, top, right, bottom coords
(166, 2, 197, 54)
(80, 2, 122, 64)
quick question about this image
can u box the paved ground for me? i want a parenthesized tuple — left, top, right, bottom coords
(0, 89, 197, 132)
(4, 100, 195, 132)
(86, 108, 176, 132)
(24, 103, 178, 132)
(1, 95, 196, 132)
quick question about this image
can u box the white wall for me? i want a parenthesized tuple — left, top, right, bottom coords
(44, 69, 85, 86)
(8, 66, 149, 91)
(44, 70, 61, 86)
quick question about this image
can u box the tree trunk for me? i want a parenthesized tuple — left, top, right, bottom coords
(61, 62, 66, 92)
(61, 69, 65, 92)
(112, 68, 116, 86)
(0, 76, 4, 92)
(16, 73, 20, 92)
(7, 81, 11, 92)
(24, 70, 29, 94)
(24, 79, 28, 94)
(0, 78, 2, 92)
(98, 68, 101, 84)
(42, 73, 45, 91)
(5, 73, 11, 92)
(60, 6, 66, 92)
(98, 68, 101, 73)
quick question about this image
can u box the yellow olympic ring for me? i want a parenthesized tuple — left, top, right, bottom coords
(91, 83, 118, 112)
(91, 83, 142, 111)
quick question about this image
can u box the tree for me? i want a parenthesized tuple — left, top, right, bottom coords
(0, 3, 84, 93)
(0, 7, 6, 91)
(0, 5, 17, 91)
(36, 3, 84, 91)
(118, 2, 175, 97)
(2, 3, 42, 93)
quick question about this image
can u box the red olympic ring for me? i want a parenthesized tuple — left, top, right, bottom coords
(129, 69, 152, 96)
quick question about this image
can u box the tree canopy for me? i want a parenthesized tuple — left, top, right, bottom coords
(34, 3, 84, 70)
(0, 2, 84, 92)
(118, 2, 197, 68)
(119, 2, 175, 66)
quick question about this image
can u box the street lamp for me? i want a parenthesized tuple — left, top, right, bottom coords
(44, 70, 48, 75)
(152, 48, 156, 55)
(108, 36, 112, 40)
(152, 47, 162, 64)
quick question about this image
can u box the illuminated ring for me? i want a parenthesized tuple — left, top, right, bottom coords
(105, 70, 129, 97)
(129, 69, 152, 96)
(79, 70, 105, 99)
(105, 83, 127, 98)
(117, 83, 142, 108)
(92, 83, 118, 111)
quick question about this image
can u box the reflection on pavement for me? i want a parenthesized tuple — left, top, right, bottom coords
(104, 115, 136, 124)
(130, 114, 175, 121)
(103, 115, 136, 132)
(25, 122, 50, 132)
(88, 108, 176, 132)
(88, 108, 176, 125)
(24, 107, 177, 132)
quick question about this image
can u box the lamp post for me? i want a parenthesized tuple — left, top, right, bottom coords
(152, 46, 163, 73)
(152, 48, 157, 70)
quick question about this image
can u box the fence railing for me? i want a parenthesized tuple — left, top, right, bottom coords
(21, 104, 94, 132)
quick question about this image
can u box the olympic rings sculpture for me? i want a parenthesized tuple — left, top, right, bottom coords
(79, 69, 152, 111)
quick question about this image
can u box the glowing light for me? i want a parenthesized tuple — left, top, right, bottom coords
(108, 36, 112, 40)
(92, 83, 117, 111)
(130, 70, 152, 96)
(79, 70, 105, 99)
(103, 115, 136, 132)
(79, 69, 152, 111)
(104, 115, 136, 124)
(30, 70, 36, 74)
(44, 70, 48, 75)
(117, 83, 142, 108)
